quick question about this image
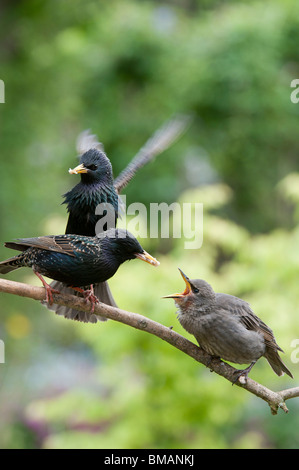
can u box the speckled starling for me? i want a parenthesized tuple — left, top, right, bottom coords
(0, 229, 159, 323)
(51, 117, 189, 322)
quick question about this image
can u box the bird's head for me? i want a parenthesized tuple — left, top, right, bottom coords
(69, 148, 114, 185)
(99, 228, 160, 267)
(162, 268, 215, 310)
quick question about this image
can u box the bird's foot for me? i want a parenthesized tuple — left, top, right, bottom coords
(34, 271, 60, 305)
(70, 285, 99, 313)
(82, 287, 99, 313)
(232, 361, 256, 385)
(206, 354, 221, 372)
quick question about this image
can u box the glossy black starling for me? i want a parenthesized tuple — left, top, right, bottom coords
(0, 229, 159, 323)
(64, 133, 118, 236)
(50, 116, 190, 323)
(163, 269, 293, 382)
(64, 116, 191, 232)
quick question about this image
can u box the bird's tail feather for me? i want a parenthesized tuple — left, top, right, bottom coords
(44, 280, 117, 323)
(264, 349, 293, 378)
(93, 282, 117, 309)
(0, 255, 24, 274)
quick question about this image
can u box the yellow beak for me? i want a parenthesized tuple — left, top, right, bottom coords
(68, 163, 88, 174)
(135, 251, 160, 267)
(162, 268, 192, 298)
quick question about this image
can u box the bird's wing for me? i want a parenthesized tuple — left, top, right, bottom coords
(216, 293, 283, 352)
(114, 114, 192, 193)
(5, 236, 77, 257)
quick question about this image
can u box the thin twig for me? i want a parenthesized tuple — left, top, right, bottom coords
(0, 278, 297, 415)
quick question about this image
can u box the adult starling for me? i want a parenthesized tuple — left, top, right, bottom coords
(50, 116, 190, 323)
(64, 116, 191, 234)
(64, 132, 118, 236)
(0, 229, 159, 323)
(163, 269, 293, 382)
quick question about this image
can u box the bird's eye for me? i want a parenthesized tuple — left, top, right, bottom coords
(86, 164, 98, 171)
(192, 287, 199, 293)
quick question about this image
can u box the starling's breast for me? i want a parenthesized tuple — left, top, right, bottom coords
(64, 183, 119, 236)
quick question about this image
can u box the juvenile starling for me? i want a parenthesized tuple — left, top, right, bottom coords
(163, 269, 293, 382)
(0, 229, 159, 323)
(50, 116, 190, 322)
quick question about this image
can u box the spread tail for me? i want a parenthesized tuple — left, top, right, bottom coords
(44, 281, 117, 323)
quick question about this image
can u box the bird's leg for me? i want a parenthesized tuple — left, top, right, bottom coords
(206, 354, 222, 372)
(33, 270, 60, 305)
(82, 285, 100, 313)
(70, 286, 85, 296)
(232, 361, 257, 385)
(70, 285, 99, 313)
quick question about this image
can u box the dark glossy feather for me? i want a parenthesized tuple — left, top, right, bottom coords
(0, 229, 146, 288)
(51, 117, 188, 321)
(5, 235, 77, 257)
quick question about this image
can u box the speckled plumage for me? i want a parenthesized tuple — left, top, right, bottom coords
(55, 143, 120, 321)
(53, 121, 188, 322)
(0, 229, 152, 288)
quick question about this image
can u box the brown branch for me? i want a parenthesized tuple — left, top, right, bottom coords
(0, 278, 297, 415)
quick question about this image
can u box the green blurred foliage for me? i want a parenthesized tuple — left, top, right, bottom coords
(1, 184, 299, 449)
(1, 0, 299, 450)
(1, 0, 299, 236)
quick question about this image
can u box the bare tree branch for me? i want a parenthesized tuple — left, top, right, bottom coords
(0, 278, 298, 415)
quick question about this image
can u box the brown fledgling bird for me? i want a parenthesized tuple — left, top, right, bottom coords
(163, 269, 293, 382)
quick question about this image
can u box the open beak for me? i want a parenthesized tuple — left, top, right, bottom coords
(162, 268, 192, 299)
(68, 163, 88, 174)
(135, 251, 160, 267)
